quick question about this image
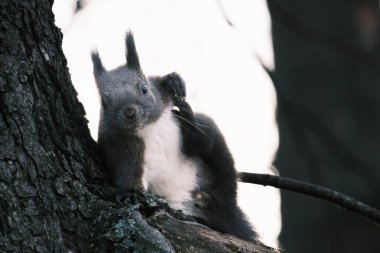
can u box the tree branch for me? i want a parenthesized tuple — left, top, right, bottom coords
(238, 172, 380, 225)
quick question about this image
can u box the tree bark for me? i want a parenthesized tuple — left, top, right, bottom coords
(0, 1, 279, 252)
(0, 0, 103, 251)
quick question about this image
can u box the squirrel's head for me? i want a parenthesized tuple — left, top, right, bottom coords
(91, 31, 165, 134)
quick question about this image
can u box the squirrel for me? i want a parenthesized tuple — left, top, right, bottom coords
(91, 31, 260, 243)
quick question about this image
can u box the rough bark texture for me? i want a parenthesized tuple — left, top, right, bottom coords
(268, 0, 380, 252)
(0, 1, 280, 252)
(0, 0, 101, 251)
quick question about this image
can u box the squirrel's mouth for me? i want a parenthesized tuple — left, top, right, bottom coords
(122, 122, 143, 132)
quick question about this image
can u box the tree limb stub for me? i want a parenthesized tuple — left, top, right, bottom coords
(149, 213, 282, 253)
(89, 187, 283, 253)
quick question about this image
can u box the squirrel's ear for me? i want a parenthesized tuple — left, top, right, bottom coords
(91, 50, 105, 76)
(125, 31, 141, 71)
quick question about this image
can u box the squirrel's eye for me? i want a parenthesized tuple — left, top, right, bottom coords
(142, 85, 148, 94)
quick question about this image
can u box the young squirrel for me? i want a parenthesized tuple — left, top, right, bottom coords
(91, 31, 259, 243)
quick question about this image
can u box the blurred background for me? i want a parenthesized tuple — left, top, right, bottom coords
(53, 0, 380, 252)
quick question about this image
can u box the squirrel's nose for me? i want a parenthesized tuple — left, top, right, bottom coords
(123, 106, 137, 119)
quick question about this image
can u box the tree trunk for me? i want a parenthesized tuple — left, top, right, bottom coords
(0, 0, 102, 251)
(268, 0, 380, 252)
(0, 1, 280, 252)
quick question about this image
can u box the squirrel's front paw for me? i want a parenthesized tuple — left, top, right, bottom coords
(162, 72, 186, 99)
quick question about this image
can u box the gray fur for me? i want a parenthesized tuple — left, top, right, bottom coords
(91, 32, 168, 189)
(91, 47, 165, 135)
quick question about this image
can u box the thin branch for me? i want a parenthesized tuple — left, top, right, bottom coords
(215, 0, 234, 27)
(238, 172, 380, 225)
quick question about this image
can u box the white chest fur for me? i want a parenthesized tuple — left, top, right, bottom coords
(138, 107, 199, 213)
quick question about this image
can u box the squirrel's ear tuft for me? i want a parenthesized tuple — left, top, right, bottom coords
(91, 50, 105, 76)
(125, 30, 141, 71)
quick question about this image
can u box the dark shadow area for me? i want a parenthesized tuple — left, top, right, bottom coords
(268, 0, 380, 252)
